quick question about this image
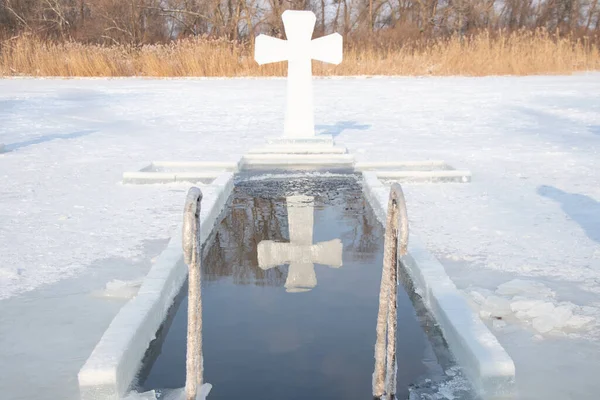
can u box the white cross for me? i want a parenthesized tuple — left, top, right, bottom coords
(255, 10, 343, 139)
(257, 196, 343, 293)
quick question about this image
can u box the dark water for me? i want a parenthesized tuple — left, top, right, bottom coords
(138, 176, 454, 400)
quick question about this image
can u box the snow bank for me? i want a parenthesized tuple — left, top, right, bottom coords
(468, 279, 596, 335)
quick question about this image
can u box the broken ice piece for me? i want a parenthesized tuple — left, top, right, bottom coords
(97, 279, 142, 299)
(496, 279, 554, 299)
(510, 299, 544, 313)
(526, 302, 555, 319)
(552, 306, 574, 329)
(122, 390, 157, 400)
(532, 315, 557, 333)
(565, 315, 595, 329)
(468, 289, 489, 306)
(493, 319, 507, 330)
(482, 295, 512, 318)
(515, 311, 529, 320)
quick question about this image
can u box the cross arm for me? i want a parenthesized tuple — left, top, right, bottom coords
(255, 34, 289, 65)
(311, 33, 343, 65)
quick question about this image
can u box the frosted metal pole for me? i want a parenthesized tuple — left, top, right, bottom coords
(183, 187, 203, 400)
(373, 182, 409, 399)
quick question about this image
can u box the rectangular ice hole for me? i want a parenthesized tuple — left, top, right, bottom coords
(133, 175, 472, 400)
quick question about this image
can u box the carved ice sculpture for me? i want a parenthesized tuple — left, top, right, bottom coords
(255, 10, 343, 139)
(257, 196, 343, 292)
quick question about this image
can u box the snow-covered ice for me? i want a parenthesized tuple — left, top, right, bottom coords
(1, 75, 600, 400)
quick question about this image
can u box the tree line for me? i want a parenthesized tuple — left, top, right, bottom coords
(1, 0, 598, 45)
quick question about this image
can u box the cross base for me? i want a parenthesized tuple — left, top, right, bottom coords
(355, 161, 472, 183)
(249, 134, 348, 156)
(265, 135, 334, 146)
(122, 161, 237, 184)
(121, 158, 472, 184)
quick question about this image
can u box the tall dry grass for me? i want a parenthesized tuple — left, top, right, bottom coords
(1, 29, 599, 77)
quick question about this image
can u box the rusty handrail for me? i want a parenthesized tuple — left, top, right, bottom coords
(373, 182, 409, 399)
(183, 187, 203, 400)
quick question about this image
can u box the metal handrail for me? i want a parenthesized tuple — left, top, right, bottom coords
(183, 187, 204, 400)
(373, 182, 409, 399)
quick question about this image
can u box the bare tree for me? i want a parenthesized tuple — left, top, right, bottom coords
(1, 0, 599, 43)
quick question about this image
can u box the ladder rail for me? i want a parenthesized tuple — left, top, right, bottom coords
(373, 183, 409, 399)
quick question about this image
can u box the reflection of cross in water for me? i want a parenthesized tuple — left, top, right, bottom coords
(257, 196, 343, 293)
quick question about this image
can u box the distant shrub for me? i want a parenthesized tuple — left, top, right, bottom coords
(1, 30, 599, 77)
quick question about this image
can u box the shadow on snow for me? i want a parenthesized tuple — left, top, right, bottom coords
(2, 130, 97, 152)
(315, 120, 370, 138)
(537, 185, 600, 244)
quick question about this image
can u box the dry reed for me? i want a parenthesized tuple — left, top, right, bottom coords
(1, 29, 598, 77)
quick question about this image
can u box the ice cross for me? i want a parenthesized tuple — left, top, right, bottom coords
(257, 196, 343, 293)
(255, 10, 343, 139)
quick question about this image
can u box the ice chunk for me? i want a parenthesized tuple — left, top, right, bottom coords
(508, 292, 592, 333)
(532, 315, 556, 333)
(493, 319, 507, 330)
(552, 306, 574, 328)
(530, 304, 575, 333)
(122, 390, 157, 400)
(468, 289, 489, 306)
(482, 295, 512, 318)
(164, 385, 212, 400)
(526, 302, 555, 318)
(496, 279, 554, 299)
(123, 384, 212, 400)
(515, 311, 529, 320)
(581, 305, 598, 316)
(198, 384, 213, 400)
(94, 279, 142, 299)
(510, 299, 545, 313)
(565, 315, 595, 329)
